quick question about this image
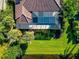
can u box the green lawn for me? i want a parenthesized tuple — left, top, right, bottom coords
(26, 40, 66, 54)
(26, 32, 68, 54)
(25, 19, 79, 54)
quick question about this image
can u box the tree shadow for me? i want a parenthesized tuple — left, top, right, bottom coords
(54, 30, 61, 39)
(66, 20, 77, 44)
(75, 49, 79, 59)
(16, 43, 28, 59)
(0, 40, 3, 45)
(16, 55, 22, 59)
(66, 25, 73, 43)
(20, 43, 28, 55)
(22, 54, 61, 59)
(60, 44, 77, 59)
(75, 12, 79, 20)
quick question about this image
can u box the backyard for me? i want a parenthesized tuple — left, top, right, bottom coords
(26, 20, 79, 54)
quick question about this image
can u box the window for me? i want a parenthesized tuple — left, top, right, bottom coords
(38, 17, 55, 24)
(33, 17, 38, 23)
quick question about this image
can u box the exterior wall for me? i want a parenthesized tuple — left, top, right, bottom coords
(16, 22, 61, 29)
(16, 12, 61, 29)
(0, 0, 7, 10)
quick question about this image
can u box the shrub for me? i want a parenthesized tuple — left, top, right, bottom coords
(34, 30, 56, 40)
(25, 31, 34, 41)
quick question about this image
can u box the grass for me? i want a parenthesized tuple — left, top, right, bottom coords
(26, 40, 66, 54)
(25, 19, 79, 54)
(26, 32, 68, 54)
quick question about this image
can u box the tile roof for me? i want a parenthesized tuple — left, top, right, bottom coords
(55, 0, 61, 7)
(15, 0, 61, 23)
(23, 0, 60, 12)
(15, 0, 60, 18)
(15, 0, 32, 22)
(16, 14, 28, 23)
(15, 3, 22, 19)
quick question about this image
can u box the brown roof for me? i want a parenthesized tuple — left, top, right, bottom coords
(16, 15, 28, 23)
(15, 4, 22, 19)
(15, 0, 61, 22)
(15, 0, 32, 22)
(23, 0, 60, 12)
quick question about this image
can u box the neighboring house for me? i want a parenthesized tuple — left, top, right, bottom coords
(0, 0, 7, 11)
(15, 0, 61, 29)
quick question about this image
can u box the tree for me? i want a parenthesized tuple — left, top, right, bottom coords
(74, 31, 79, 38)
(2, 16, 15, 31)
(63, 0, 78, 43)
(73, 21, 79, 31)
(62, 44, 77, 59)
(63, 0, 78, 20)
(2, 45, 22, 59)
(7, 29, 22, 45)
(0, 22, 6, 45)
(0, 33, 5, 45)
(0, 22, 5, 32)
(25, 31, 34, 43)
(73, 20, 79, 40)
(0, 2, 15, 32)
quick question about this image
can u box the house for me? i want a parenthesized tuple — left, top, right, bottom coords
(0, 0, 7, 11)
(15, 0, 61, 29)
